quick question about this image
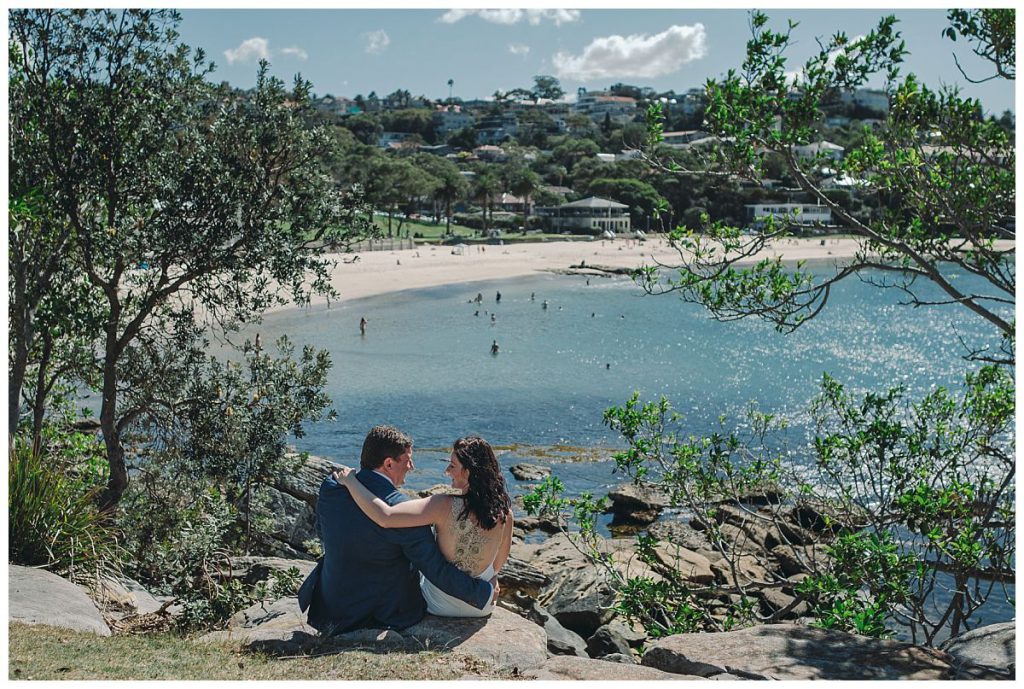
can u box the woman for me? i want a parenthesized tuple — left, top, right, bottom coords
(335, 436, 513, 617)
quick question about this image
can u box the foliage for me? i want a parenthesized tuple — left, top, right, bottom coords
(597, 365, 1014, 645)
(8, 430, 124, 583)
(636, 11, 1014, 361)
(8, 8, 373, 510)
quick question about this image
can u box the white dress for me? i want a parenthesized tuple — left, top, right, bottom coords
(420, 497, 497, 617)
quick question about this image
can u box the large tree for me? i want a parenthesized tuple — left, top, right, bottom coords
(9, 9, 372, 509)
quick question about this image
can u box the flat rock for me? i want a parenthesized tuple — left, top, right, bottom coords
(216, 556, 317, 588)
(524, 655, 702, 680)
(509, 463, 551, 481)
(940, 621, 1015, 679)
(89, 574, 164, 616)
(9, 565, 111, 636)
(642, 623, 954, 680)
(201, 596, 547, 673)
(526, 602, 588, 656)
(606, 483, 669, 523)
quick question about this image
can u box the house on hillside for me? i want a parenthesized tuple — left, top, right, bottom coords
(534, 196, 631, 234)
(791, 141, 845, 162)
(378, 131, 418, 148)
(476, 112, 519, 144)
(432, 105, 475, 136)
(572, 89, 637, 125)
(746, 203, 832, 229)
(661, 130, 711, 147)
(496, 193, 531, 214)
(472, 145, 507, 162)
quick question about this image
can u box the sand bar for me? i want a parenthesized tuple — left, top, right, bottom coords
(280, 237, 1011, 310)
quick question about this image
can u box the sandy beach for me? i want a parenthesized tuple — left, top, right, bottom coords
(294, 236, 874, 309)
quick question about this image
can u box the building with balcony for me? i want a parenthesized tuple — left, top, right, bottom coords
(534, 196, 631, 234)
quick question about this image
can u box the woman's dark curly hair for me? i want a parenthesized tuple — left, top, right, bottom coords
(452, 436, 511, 530)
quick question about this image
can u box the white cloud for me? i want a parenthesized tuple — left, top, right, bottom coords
(280, 46, 308, 61)
(552, 24, 707, 81)
(365, 29, 390, 54)
(224, 37, 270, 65)
(508, 43, 531, 56)
(439, 9, 580, 26)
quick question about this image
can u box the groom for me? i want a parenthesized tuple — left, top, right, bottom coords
(298, 424, 495, 634)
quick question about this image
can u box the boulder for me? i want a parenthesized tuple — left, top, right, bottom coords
(9, 565, 112, 636)
(214, 556, 317, 590)
(417, 483, 460, 497)
(586, 625, 633, 658)
(770, 543, 829, 577)
(201, 597, 547, 673)
(524, 655, 699, 680)
(509, 463, 551, 481)
(939, 621, 1015, 679)
(641, 623, 953, 680)
(709, 554, 772, 586)
(651, 542, 715, 585)
(497, 556, 550, 601)
(755, 587, 809, 620)
(261, 453, 339, 556)
(526, 601, 588, 657)
(89, 574, 163, 616)
(513, 515, 562, 534)
(606, 483, 669, 524)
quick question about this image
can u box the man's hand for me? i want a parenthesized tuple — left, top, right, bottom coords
(489, 576, 500, 604)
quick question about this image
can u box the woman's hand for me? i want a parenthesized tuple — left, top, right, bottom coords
(332, 466, 355, 484)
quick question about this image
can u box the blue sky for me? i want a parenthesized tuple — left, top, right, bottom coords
(175, 7, 1016, 115)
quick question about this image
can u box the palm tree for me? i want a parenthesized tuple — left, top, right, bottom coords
(509, 168, 541, 232)
(447, 78, 454, 102)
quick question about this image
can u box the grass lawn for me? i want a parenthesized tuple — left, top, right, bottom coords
(8, 623, 518, 681)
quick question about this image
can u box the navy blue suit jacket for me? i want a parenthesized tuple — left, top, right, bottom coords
(297, 469, 491, 634)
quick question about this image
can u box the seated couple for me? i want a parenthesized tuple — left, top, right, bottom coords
(298, 425, 513, 634)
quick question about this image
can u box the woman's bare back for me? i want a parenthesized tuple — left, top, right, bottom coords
(435, 496, 504, 577)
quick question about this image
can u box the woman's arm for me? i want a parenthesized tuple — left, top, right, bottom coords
(492, 510, 514, 573)
(334, 467, 446, 528)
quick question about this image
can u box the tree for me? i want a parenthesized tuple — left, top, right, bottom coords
(471, 167, 501, 235)
(531, 75, 564, 102)
(9, 9, 373, 510)
(531, 9, 1015, 646)
(585, 178, 669, 229)
(507, 168, 541, 231)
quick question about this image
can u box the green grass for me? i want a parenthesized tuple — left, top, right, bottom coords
(8, 623, 518, 680)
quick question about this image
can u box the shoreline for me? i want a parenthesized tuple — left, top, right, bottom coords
(275, 236, 871, 313)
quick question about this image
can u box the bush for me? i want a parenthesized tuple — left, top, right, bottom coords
(8, 432, 123, 582)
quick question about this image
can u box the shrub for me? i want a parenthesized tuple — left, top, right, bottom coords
(8, 432, 123, 582)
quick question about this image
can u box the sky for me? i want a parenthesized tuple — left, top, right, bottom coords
(171, 5, 1018, 116)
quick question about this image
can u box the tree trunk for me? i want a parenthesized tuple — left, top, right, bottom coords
(31, 334, 53, 447)
(8, 261, 31, 434)
(97, 337, 128, 512)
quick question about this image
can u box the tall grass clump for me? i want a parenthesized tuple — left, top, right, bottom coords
(8, 432, 123, 583)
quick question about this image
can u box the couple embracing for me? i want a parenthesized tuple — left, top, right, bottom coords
(298, 425, 513, 633)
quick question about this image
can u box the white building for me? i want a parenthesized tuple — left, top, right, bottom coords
(432, 105, 475, 136)
(840, 88, 890, 115)
(572, 90, 638, 125)
(791, 141, 845, 161)
(746, 203, 832, 227)
(534, 196, 631, 234)
(377, 132, 418, 148)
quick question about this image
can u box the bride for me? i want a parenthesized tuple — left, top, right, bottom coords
(335, 436, 513, 617)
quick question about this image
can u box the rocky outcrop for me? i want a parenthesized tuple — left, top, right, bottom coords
(586, 624, 633, 658)
(262, 453, 338, 557)
(200, 597, 547, 673)
(89, 574, 164, 616)
(496, 556, 550, 601)
(509, 463, 550, 481)
(641, 623, 954, 680)
(939, 621, 1015, 679)
(214, 556, 317, 591)
(606, 483, 669, 524)
(524, 601, 588, 657)
(524, 655, 700, 680)
(9, 565, 111, 636)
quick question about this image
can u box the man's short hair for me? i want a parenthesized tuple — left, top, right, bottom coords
(360, 424, 413, 470)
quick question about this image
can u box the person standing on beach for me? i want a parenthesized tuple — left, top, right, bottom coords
(359, 317, 367, 336)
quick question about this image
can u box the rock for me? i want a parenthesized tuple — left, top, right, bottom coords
(770, 543, 829, 577)
(524, 655, 698, 680)
(417, 483, 460, 497)
(202, 597, 547, 673)
(215, 556, 317, 591)
(789, 501, 867, 538)
(601, 652, 637, 664)
(756, 587, 809, 619)
(497, 557, 551, 601)
(939, 621, 1015, 679)
(586, 625, 633, 658)
(641, 623, 953, 680)
(509, 463, 550, 481)
(513, 515, 562, 534)
(606, 483, 669, 524)
(261, 453, 339, 556)
(709, 554, 771, 586)
(526, 602, 588, 656)
(274, 453, 339, 504)
(402, 606, 548, 672)
(9, 565, 112, 636)
(89, 574, 163, 616)
(651, 542, 715, 585)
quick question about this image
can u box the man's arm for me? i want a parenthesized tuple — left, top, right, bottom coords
(386, 527, 492, 610)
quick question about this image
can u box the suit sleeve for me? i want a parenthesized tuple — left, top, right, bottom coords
(387, 526, 492, 610)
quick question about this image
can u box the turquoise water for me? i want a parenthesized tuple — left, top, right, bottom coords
(247, 263, 1005, 492)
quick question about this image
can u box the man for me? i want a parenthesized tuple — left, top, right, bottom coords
(298, 425, 495, 634)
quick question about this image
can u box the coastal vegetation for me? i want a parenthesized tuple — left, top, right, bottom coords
(527, 9, 1014, 647)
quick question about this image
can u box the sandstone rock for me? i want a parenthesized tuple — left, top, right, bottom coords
(756, 587, 809, 619)
(402, 606, 548, 672)
(606, 483, 669, 524)
(89, 575, 163, 616)
(215, 556, 317, 590)
(9, 565, 111, 636)
(789, 501, 867, 538)
(524, 655, 698, 680)
(274, 453, 339, 504)
(770, 543, 829, 577)
(652, 542, 715, 585)
(542, 564, 617, 638)
(642, 623, 953, 680)
(497, 556, 550, 601)
(199, 597, 315, 646)
(939, 621, 1015, 680)
(262, 483, 319, 553)
(514, 515, 562, 534)
(526, 602, 588, 657)
(586, 625, 632, 658)
(601, 652, 637, 664)
(417, 483, 460, 497)
(509, 463, 551, 481)
(709, 554, 771, 586)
